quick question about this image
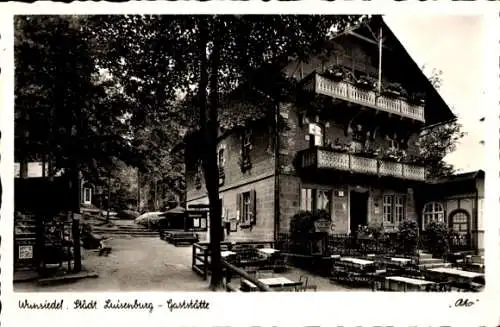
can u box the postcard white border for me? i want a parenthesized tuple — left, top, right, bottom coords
(1, 3, 499, 327)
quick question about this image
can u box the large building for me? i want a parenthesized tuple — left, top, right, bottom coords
(183, 17, 476, 247)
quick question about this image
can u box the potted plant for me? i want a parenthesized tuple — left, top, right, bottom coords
(325, 65, 346, 81)
(359, 143, 380, 158)
(355, 74, 376, 90)
(382, 82, 407, 98)
(332, 138, 349, 153)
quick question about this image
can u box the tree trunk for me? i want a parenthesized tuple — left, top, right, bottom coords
(137, 169, 141, 212)
(206, 17, 223, 290)
(106, 169, 111, 222)
(197, 17, 223, 290)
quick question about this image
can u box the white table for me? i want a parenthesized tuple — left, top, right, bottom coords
(385, 276, 435, 291)
(258, 248, 279, 255)
(427, 267, 483, 279)
(221, 250, 237, 258)
(340, 257, 374, 266)
(390, 257, 412, 264)
(259, 277, 302, 290)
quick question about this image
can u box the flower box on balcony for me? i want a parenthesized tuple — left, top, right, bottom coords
(324, 65, 346, 81)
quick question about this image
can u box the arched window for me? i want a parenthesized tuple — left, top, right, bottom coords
(449, 210, 470, 235)
(422, 201, 445, 229)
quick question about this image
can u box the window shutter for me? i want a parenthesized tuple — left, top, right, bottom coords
(250, 190, 256, 225)
(236, 193, 242, 222)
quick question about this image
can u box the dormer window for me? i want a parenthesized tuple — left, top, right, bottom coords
(308, 123, 324, 147)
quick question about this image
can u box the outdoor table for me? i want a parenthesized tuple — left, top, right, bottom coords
(240, 279, 258, 292)
(385, 276, 435, 292)
(257, 248, 279, 255)
(258, 277, 302, 291)
(221, 250, 237, 258)
(340, 257, 374, 269)
(341, 257, 374, 265)
(427, 267, 484, 284)
(390, 257, 412, 265)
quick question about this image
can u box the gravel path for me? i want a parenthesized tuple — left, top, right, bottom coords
(15, 237, 211, 292)
(15, 236, 358, 292)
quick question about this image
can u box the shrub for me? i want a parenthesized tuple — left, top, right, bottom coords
(366, 222, 384, 240)
(423, 220, 450, 258)
(396, 219, 419, 256)
(289, 210, 330, 254)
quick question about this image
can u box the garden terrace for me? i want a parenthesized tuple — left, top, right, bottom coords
(302, 72, 425, 123)
(299, 146, 426, 181)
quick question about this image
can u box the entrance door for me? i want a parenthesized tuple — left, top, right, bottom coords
(349, 191, 369, 233)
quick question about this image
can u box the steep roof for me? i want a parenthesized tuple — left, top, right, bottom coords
(333, 15, 456, 126)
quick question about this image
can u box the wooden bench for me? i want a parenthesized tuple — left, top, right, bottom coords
(168, 232, 199, 246)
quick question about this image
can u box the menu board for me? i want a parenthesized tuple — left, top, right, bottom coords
(187, 210, 208, 231)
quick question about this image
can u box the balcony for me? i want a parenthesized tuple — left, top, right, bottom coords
(303, 73, 425, 122)
(300, 147, 426, 181)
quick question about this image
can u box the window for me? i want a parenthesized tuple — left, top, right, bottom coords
(317, 190, 332, 212)
(383, 195, 406, 224)
(422, 201, 445, 229)
(395, 196, 405, 223)
(237, 190, 256, 226)
(300, 188, 332, 213)
(450, 210, 469, 234)
(242, 129, 252, 150)
(383, 195, 393, 223)
(83, 188, 92, 204)
(301, 188, 313, 211)
(308, 123, 324, 147)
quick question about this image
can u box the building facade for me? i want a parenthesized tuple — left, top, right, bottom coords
(415, 171, 484, 254)
(185, 17, 456, 243)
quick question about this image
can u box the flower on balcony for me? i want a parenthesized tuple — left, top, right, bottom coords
(382, 82, 408, 99)
(329, 138, 350, 153)
(355, 74, 376, 90)
(356, 142, 380, 158)
(381, 148, 407, 162)
(324, 65, 347, 81)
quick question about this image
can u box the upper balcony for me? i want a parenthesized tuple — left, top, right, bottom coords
(299, 147, 426, 181)
(302, 72, 425, 123)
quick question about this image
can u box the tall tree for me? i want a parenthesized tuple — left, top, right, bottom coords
(89, 15, 364, 289)
(417, 66, 465, 178)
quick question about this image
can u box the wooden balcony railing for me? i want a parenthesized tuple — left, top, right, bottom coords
(300, 147, 426, 181)
(303, 73, 425, 122)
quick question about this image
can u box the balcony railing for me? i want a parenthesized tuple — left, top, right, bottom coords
(300, 147, 426, 181)
(303, 73, 425, 122)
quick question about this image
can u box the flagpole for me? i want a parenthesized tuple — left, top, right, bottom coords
(377, 27, 383, 93)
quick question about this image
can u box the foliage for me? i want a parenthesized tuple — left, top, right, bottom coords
(416, 120, 464, 178)
(17, 14, 365, 288)
(423, 220, 450, 258)
(416, 67, 465, 178)
(396, 219, 419, 256)
(15, 16, 134, 177)
(366, 222, 384, 240)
